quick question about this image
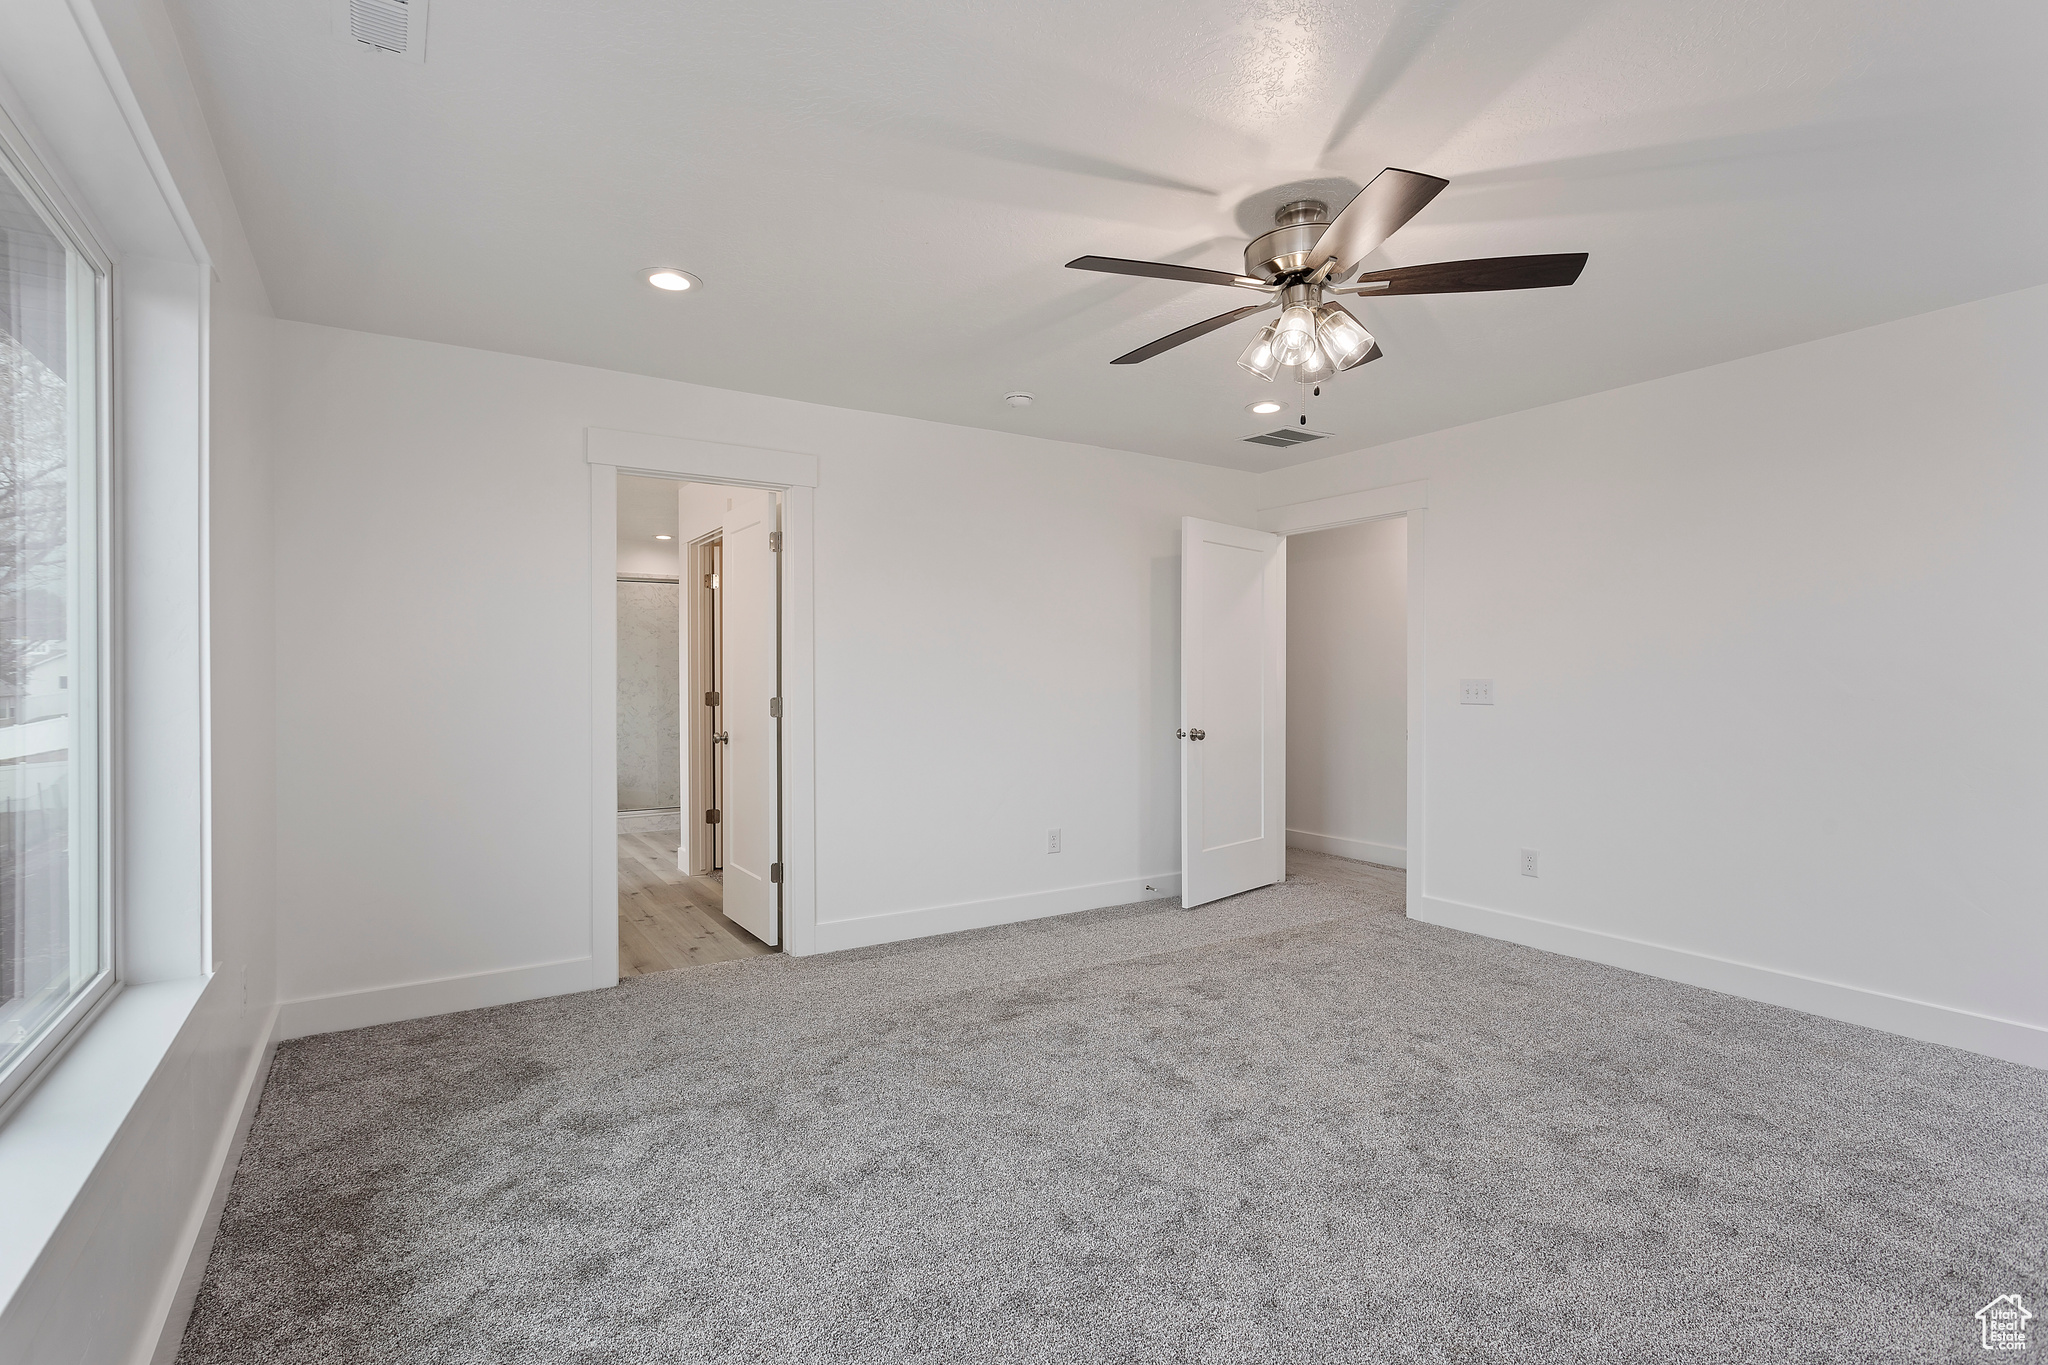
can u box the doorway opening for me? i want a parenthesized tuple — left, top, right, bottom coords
(1283, 515, 1409, 895)
(615, 474, 779, 976)
(1178, 495, 1423, 911)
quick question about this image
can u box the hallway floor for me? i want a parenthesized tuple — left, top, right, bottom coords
(178, 851, 2045, 1364)
(617, 826, 771, 975)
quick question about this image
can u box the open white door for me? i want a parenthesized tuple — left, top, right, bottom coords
(720, 489, 781, 944)
(1181, 517, 1285, 908)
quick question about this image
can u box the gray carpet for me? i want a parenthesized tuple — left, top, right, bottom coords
(180, 855, 2047, 1364)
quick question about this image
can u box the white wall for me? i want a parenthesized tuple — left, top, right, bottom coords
(1286, 518, 1406, 868)
(1258, 283, 2048, 1068)
(271, 325, 1255, 1029)
(615, 542, 679, 578)
(615, 580, 680, 811)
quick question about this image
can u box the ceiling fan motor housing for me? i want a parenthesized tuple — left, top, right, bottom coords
(1245, 199, 1331, 282)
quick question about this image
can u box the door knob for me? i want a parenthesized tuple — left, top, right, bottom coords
(1190, 728, 1206, 740)
(713, 731, 729, 744)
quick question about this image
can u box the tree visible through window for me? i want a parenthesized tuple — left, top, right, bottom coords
(0, 136, 102, 1095)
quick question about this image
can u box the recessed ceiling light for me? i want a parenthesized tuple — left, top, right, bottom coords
(642, 268, 700, 292)
(654, 534, 672, 540)
(1246, 400, 1284, 415)
(1004, 392, 1035, 408)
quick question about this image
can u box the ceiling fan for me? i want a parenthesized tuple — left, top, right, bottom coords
(1067, 167, 1587, 385)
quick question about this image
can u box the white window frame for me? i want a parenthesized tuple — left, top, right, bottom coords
(0, 102, 115, 1119)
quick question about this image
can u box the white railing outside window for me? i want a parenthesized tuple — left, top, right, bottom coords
(0, 121, 108, 1113)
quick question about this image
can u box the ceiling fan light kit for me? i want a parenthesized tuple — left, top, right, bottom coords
(1271, 293, 1320, 366)
(1314, 303, 1375, 368)
(1236, 324, 1282, 380)
(1066, 167, 1589, 392)
(1296, 338, 1337, 385)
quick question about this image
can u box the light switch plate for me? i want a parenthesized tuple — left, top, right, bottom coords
(1461, 678, 1494, 705)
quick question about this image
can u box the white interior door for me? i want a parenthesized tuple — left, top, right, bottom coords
(1181, 516, 1286, 908)
(719, 489, 780, 944)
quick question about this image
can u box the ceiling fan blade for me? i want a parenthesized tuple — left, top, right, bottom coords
(1304, 167, 1449, 280)
(1067, 255, 1271, 291)
(1110, 302, 1275, 364)
(1349, 253, 1588, 294)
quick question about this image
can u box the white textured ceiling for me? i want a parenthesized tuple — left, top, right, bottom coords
(171, 0, 2048, 470)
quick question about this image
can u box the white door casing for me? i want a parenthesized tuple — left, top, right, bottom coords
(1181, 517, 1286, 908)
(720, 488, 780, 944)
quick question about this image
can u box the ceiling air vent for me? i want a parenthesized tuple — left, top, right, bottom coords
(337, 0, 429, 61)
(1243, 427, 1333, 449)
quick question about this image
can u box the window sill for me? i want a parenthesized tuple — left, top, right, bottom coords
(0, 977, 209, 1316)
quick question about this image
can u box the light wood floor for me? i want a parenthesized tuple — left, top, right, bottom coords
(617, 829, 774, 977)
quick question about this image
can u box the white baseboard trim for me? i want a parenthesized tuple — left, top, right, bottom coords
(1286, 829, 1406, 869)
(142, 1004, 278, 1365)
(811, 872, 1182, 955)
(278, 957, 596, 1040)
(617, 810, 682, 834)
(1414, 895, 2048, 1070)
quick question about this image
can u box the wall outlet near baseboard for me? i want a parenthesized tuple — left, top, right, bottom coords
(1520, 848, 1539, 877)
(1461, 678, 1494, 704)
(1047, 828, 1061, 854)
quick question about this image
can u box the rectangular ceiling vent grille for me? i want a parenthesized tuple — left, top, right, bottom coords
(1243, 427, 1333, 448)
(339, 0, 428, 61)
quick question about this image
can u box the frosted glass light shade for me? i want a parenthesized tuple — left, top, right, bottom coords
(1271, 305, 1318, 365)
(1236, 324, 1281, 380)
(1313, 302, 1375, 369)
(1296, 339, 1336, 383)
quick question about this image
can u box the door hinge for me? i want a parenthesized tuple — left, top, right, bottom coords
(705, 809, 721, 824)
(768, 530, 782, 552)
(704, 690, 720, 707)
(703, 572, 714, 588)
(769, 862, 783, 884)
(768, 696, 782, 718)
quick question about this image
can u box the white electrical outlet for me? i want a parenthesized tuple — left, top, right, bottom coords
(1461, 678, 1494, 705)
(1048, 828, 1061, 854)
(1520, 849, 1539, 877)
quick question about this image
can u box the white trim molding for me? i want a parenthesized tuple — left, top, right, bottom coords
(1286, 830, 1406, 869)
(586, 427, 819, 487)
(813, 874, 1182, 955)
(1414, 895, 2048, 1070)
(145, 1006, 278, 1365)
(587, 466, 620, 986)
(1258, 479, 1428, 536)
(276, 958, 594, 1041)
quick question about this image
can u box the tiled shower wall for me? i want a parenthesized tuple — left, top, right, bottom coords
(617, 580, 681, 810)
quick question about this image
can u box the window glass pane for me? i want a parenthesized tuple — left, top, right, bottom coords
(0, 152, 99, 1076)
